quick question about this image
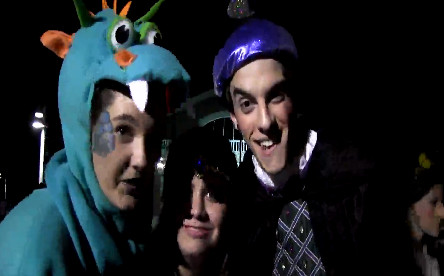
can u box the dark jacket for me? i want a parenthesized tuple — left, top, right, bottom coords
(227, 128, 422, 276)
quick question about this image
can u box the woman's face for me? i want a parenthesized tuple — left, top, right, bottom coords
(92, 91, 163, 211)
(413, 184, 443, 236)
(177, 175, 227, 257)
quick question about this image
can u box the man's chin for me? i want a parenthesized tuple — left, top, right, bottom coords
(263, 164, 285, 175)
(256, 157, 286, 175)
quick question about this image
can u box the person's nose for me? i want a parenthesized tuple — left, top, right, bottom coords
(436, 201, 444, 219)
(114, 49, 137, 68)
(130, 137, 147, 171)
(190, 191, 205, 219)
(257, 102, 272, 133)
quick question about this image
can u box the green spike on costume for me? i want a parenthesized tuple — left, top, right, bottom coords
(73, 0, 95, 27)
(140, 22, 162, 40)
(74, 0, 94, 28)
(135, 0, 166, 25)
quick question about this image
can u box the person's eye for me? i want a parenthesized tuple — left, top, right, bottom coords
(115, 125, 134, 142)
(116, 125, 130, 135)
(239, 100, 254, 113)
(240, 100, 250, 108)
(271, 93, 285, 104)
(205, 192, 217, 202)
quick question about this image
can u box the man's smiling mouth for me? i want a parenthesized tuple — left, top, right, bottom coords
(254, 139, 278, 156)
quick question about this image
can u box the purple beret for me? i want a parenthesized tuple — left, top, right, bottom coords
(213, 19, 298, 97)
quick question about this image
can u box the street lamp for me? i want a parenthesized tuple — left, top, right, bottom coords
(0, 173, 4, 200)
(32, 112, 46, 185)
(32, 122, 45, 129)
(155, 157, 166, 174)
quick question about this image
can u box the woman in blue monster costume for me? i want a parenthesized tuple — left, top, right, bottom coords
(0, 0, 190, 275)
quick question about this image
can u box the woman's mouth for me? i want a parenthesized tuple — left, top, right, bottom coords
(121, 178, 145, 196)
(184, 225, 211, 239)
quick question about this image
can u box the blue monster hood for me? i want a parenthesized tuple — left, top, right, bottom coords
(41, 0, 190, 272)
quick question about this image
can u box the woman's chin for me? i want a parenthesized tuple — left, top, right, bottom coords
(114, 194, 139, 211)
(179, 233, 213, 257)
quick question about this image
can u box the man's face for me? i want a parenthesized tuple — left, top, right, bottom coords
(229, 59, 293, 174)
(92, 91, 164, 211)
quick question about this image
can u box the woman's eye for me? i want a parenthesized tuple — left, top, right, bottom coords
(115, 125, 132, 136)
(205, 192, 217, 202)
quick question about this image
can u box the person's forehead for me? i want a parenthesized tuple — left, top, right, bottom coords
(230, 59, 285, 96)
(108, 93, 154, 128)
(108, 92, 138, 113)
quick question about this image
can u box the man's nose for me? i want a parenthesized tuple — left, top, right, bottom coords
(257, 103, 272, 132)
(130, 137, 147, 171)
(191, 191, 205, 218)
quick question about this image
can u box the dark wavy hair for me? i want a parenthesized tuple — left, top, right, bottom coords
(150, 127, 238, 274)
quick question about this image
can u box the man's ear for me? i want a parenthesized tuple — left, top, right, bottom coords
(230, 113, 237, 129)
(41, 30, 74, 59)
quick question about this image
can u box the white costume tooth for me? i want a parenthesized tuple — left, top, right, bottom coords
(127, 80, 149, 112)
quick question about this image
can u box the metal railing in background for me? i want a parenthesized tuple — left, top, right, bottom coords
(229, 139, 249, 166)
(160, 139, 248, 166)
(161, 140, 171, 158)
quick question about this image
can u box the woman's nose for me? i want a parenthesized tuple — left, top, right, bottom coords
(191, 192, 205, 218)
(436, 201, 444, 219)
(130, 137, 147, 171)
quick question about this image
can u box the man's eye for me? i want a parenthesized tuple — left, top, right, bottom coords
(240, 100, 250, 108)
(271, 93, 285, 103)
(239, 100, 254, 113)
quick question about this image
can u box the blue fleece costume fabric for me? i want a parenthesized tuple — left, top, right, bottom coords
(0, 3, 190, 275)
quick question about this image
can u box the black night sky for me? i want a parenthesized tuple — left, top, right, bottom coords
(1, 0, 441, 205)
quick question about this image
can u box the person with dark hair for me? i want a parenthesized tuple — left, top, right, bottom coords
(150, 127, 238, 276)
(213, 18, 421, 276)
(0, 1, 190, 275)
(408, 152, 444, 276)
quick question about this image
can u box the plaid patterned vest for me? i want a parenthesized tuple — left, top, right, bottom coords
(274, 199, 326, 276)
(252, 131, 326, 276)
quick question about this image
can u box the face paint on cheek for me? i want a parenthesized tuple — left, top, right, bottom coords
(92, 111, 116, 157)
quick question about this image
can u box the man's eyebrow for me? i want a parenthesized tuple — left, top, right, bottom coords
(268, 79, 289, 94)
(265, 79, 290, 100)
(232, 87, 253, 99)
(232, 79, 289, 99)
(111, 114, 139, 127)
